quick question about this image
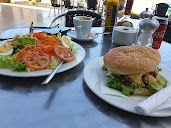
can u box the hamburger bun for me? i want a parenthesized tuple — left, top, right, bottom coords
(133, 88, 153, 96)
(104, 46, 160, 75)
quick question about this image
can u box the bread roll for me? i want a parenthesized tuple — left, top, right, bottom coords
(104, 46, 160, 75)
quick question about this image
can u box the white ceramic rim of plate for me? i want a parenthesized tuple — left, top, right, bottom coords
(0, 27, 43, 39)
(83, 57, 171, 117)
(0, 41, 86, 77)
(67, 30, 99, 41)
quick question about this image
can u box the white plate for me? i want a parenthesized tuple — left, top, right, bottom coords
(0, 41, 86, 77)
(0, 28, 43, 40)
(67, 30, 99, 41)
(83, 57, 171, 117)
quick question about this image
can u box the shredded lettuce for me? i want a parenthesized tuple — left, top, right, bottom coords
(157, 67, 162, 72)
(106, 74, 133, 96)
(48, 56, 61, 69)
(0, 56, 26, 71)
(121, 85, 132, 96)
(69, 44, 78, 54)
(148, 75, 167, 93)
(102, 65, 168, 96)
(101, 65, 107, 71)
(8, 35, 37, 54)
(57, 32, 62, 41)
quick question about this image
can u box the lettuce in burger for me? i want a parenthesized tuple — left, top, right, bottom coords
(102, 46, 167, 96)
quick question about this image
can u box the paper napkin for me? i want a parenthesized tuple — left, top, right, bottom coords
(134, 85, 171, 115)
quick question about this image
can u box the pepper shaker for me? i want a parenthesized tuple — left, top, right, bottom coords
(139, 8, 153, 20)
(135, 15, 159, 46)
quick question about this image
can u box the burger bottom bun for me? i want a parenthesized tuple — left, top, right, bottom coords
(133, 88, 153, 96)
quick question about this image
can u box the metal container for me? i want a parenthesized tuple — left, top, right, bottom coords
(112, 26, 138, 45)
(139, 8, 152, 19)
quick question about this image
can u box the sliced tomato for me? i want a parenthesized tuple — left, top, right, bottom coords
(54, 45, 75, 62)
(22, 52, 51, 70)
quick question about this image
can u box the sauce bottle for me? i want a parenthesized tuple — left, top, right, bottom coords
(104, 0, 119, 32)
(124, 0, 134, 16)
(117, 0, 134, 27)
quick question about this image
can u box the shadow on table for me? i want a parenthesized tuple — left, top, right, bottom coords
(0, 62, 84, 93)
(82, 81, 170, 128)
(72, 39, 98, 48)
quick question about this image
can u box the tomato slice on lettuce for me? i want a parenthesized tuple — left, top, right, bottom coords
(54, 45, 75, 62)
(22, 52, 51, 70)
(16, 45, 36, 61)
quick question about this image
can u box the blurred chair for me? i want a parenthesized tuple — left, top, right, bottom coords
(86, 0, 97, 11)
(77, 0, 86, 10)
(64, 0, 79, 10)
(96, 0, 103, 14)
(0, 5, 2, 12)
(49, 0, 63, 16)
(48, 10, 104, 27)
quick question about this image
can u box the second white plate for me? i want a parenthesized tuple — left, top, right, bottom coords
(83, 57, 171, 117)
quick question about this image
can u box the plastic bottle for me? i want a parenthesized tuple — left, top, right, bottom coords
(117, 0, 134, 27)
(124, 0, 134, 16)
(104, 0, 119, 32)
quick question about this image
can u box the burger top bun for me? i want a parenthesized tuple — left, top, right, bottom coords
(104, 46, 160, 75)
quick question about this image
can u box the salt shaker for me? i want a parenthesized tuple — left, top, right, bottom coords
(136, 15, 159, 46)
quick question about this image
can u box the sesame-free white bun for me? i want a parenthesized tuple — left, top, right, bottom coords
(104, 46, 160, 75)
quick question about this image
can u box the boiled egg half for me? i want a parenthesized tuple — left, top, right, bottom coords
(0, 44, 13, 56)
(61, 36, 72, 48)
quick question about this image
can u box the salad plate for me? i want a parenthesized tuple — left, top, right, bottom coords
(0, 41, 86, 77)
(67, 30, 99, 41)
(0, 28, 43, 40)
(83, 57, 171, 117)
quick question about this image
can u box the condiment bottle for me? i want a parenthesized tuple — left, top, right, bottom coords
(124, 0, 134, 16)
(136, 15, 159, 46)
(117, 0, 134, 27)
(104, 0, 119, 32)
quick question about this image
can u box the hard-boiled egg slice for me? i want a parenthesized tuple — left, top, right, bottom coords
(61, 36, 72, 48)
(0, 44, 13, 56)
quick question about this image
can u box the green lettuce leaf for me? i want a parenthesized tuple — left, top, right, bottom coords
(10, 35, 37, 53)
(0, 56, 26, 71)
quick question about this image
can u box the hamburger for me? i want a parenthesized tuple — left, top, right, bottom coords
(102, 46, 167, 96)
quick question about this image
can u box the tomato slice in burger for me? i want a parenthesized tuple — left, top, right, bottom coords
(54, 45, 75, 62)
(22, 52, 51, 70)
